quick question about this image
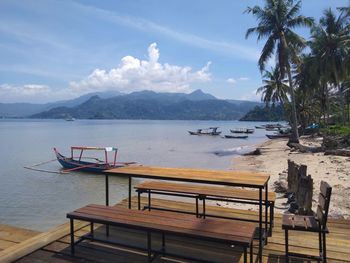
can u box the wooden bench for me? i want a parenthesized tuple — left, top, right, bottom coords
(67, 204, 256, 263)
(135, 181, 276, 235)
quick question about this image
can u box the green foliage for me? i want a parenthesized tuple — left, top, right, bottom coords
(321, 125, 350, 136)
(240, 105, 286, 121)
(31, 95, 261, 121)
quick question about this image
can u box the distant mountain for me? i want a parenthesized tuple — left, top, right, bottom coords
(0, 90, 123, 117)
(240, 105, 286, 121)
(31, 90, 261, 120)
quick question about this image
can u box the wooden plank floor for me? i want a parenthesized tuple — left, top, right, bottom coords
(0, 225, 39, 252)
(14, 197, 350, 263)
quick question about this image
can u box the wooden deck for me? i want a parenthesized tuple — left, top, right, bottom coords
(2, 197, 350, 263)
(0, 225, 39, 252)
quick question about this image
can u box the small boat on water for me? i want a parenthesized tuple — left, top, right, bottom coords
(266, 134, 290, 139)
(54, 146, 136, 173)
(224, 135, 248, 139)
(230, 128, 254, 134)
(188, 127, 221, 136)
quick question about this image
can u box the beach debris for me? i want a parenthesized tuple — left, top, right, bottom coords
(288, 202, 299, 213)
(273, 180, 288, 193)
(243, 148, 261, 156)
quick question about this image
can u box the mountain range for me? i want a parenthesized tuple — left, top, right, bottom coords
(1, 89, 261, 120)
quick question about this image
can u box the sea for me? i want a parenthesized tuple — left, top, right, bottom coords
(0, 119, 272, 231)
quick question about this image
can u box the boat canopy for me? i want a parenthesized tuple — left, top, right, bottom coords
(70, 146, 118, 165)
(71, 146, 118, 152)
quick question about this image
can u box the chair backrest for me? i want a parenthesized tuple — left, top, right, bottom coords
(316, 181, 332, 229)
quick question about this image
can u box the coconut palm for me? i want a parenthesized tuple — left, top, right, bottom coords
(245, 0, 314, 143)
(309, 8, 350, 124)
(257, 66, 289, 105)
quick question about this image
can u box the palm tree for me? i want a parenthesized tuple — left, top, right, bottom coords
(257, 66, 289, 105)
(309, 8, 350, 124)
(245, 0, 314, 143)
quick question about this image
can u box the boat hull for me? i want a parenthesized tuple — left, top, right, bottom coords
(55, 151, 124, 173)
(224, 135, 248, 139)
(266, 134, 290, 139)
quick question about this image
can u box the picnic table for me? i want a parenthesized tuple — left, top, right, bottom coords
(104, 166, 270, 263)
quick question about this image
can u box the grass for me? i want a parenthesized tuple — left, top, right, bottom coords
(322, 124, 350, 136)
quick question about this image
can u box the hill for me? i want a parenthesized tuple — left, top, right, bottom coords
(240, 104, 286, 121)
(31, 90, 261, 120)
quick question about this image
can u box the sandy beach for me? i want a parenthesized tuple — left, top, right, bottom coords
(230, 137, 350, 219)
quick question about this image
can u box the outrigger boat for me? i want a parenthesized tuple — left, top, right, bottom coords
(54, 146, 135, 173)
(188, 127, 221, 136)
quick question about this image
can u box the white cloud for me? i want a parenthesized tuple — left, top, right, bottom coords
(0, 84, 76, 103)
(227, 78, 237, 85)
(0, 43, 212, 103)
(239, 77, 249, 81)
(69, 43, 212, 93)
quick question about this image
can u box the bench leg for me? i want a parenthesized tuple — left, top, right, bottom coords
(162, 233, 166, 255)
(202, 198, 206, 219)
(70, 218, 75, 255)
(128, 176, 132, 209)
(195, 197, 199, 218)
(148, 190, 151, 211)
(323, 232, 327, 263)
(250, 243, 253, 263)
(138, 190, 141, 210)
(243, 247, 247, 263)
(147, 231, 152, 263)
(90, 222, 94, 239)
(269, 202, 274, 236)
(319, 230, 322, 260)
(285, 229, 289, 263)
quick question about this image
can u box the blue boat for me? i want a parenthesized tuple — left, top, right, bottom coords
(54, 146, 134, 173)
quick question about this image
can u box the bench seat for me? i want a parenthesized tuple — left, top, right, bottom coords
(135, 181, 275, 237)
(67, 204, 256, 263)
(135, 181, 276, 202)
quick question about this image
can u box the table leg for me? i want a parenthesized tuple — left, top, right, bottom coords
(259, 188, 262, 263)
(128, 176, 132, 209)
(105, 174, 109, 236)
(70, 218, 75, 255)
(265, 184, 268, 244)
(105, 174, 109, 206)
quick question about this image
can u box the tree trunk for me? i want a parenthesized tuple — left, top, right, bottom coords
(286, 63, 300, 144)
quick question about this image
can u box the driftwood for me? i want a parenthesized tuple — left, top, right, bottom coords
(243, 148, 261, 156)
(288, 143, 324, 153)
(287, 160, 313, 215)
(324, 149, 350, 157)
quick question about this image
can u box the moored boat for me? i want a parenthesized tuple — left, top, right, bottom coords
(54, 146, 135, 173)
(188, 127, 221, 136)
(230, 128, 254, 134)
(266, 134, 290, 139)
(224, 135, 248, 139)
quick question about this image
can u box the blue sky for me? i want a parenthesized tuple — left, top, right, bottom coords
(0, 0, 348, 103)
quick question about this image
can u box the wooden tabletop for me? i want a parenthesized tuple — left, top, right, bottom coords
(105, 166, 270, 188)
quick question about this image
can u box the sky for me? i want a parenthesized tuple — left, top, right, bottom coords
(0, 0, 348, 103)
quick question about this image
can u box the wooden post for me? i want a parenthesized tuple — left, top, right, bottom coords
(287, 160, 313, 215)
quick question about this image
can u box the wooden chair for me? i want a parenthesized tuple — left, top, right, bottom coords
(282, 181, 332, 263)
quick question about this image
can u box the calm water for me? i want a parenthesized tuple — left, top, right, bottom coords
(0, 119, 270, 231)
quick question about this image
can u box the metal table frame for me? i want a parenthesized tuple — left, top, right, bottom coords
(104, 167, 269, 263)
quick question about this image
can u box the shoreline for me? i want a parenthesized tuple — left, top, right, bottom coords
(230, 137, 350, 219)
